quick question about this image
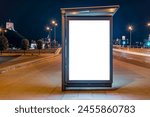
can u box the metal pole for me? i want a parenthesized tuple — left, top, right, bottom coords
(49, 30, 51, 48)
(54, 26, 56, 48)
(49, 30, 51, 41)
(130, 30, 132, 48)
(148, 23, 150, 40)
(54, 26, 56, 42)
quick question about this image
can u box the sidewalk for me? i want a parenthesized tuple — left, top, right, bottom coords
(0, 54, 55, 74)
(0, 48, 62, 74)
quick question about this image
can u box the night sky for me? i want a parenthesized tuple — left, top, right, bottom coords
(0, 0, 150, 44)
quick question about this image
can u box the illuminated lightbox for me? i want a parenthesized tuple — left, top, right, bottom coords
(61, 6, 119, 90)
(69, 20, 110, 81)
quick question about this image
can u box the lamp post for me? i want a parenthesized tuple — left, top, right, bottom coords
(46, 26, 52, 41)
(54, 23, 58, 43)
(128, 25, 133, 49)
(51, 20, 58, 47)
(147, 23, 150, 40)
(46, 26, 52, 48)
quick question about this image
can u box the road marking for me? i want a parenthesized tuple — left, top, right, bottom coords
(55, 48, 62, 55)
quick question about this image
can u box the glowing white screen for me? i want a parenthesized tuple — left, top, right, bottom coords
(69, 20, 110, 80)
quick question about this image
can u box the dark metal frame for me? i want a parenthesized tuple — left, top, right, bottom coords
(62, 15, 113, 90)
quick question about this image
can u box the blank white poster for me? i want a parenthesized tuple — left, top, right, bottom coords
(69, 20, 110, 80)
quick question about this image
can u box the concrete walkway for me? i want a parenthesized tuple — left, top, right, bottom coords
(0, 54, 54, 74)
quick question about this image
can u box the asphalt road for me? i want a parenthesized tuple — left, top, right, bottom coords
(0, 53, 150, 100)
(114, 49, 150, 68)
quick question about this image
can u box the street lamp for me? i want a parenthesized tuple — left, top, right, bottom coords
(51, 20, 58, 41)
(51, 20, 58, 47)
(52, 20, 56, 25)
(147, 22, 150, 40)
(46, 26, 52, 47)
(46, 26, 50, 31)
(46, 26, 52, 38)
(128, 25, 133, 48)
(54, 23, 58, 42)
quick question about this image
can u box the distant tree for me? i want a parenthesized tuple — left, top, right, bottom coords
(0, 35, 9, 54)
(37, 40, 43, 55)
(21, 39, 29, 55)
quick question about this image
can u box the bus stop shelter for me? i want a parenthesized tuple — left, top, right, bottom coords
(61, 5, 119, 90)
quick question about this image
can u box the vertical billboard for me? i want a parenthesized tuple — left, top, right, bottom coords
(69, 20, 110, 81)
(61, 5, 119, 90)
